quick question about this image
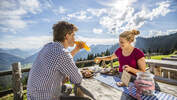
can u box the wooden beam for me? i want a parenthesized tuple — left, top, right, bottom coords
(154, 76, 177, 86)
(75, 60, 94, 64)
(162, 57, 177, 61)
(145, 59, 177, 69)
(0, 68, 31, 77)
(0, 70, 12, 76)
(171, 55, 177, 58)
(0, 60, 94, 77)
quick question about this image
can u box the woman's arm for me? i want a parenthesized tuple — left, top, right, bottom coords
(94, 53, 117, 63)
(124, 57, 146, 74)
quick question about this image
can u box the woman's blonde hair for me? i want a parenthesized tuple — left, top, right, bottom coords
(119, 29, 140, 42)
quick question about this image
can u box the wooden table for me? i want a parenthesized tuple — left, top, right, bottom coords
(81, 78, 135, 100)
(80, 75, 177, 100)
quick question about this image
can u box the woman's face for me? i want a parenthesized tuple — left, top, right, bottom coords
(119, 37, 131, 49)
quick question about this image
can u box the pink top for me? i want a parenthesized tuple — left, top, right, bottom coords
(115, 48, 144, 72)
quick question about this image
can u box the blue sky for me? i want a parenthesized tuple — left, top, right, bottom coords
(0, 0, 177, 50)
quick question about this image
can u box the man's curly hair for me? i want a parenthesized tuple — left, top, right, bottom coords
(53, 21, 78, 42)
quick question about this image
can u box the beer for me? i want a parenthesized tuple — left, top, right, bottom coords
(75, 41, 90, 51)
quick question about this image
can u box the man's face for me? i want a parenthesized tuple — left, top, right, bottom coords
(66, 32, 75, 47)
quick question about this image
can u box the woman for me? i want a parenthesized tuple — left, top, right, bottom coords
(94, 30, 146, 86)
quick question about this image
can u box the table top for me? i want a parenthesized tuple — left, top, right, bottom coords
(81, 77, 134, 100)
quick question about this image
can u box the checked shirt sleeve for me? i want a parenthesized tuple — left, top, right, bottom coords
(56, 52, 82, 84)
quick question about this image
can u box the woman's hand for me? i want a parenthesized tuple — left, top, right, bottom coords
(94, 57, 102, 64)
(123, 65, 133, 72)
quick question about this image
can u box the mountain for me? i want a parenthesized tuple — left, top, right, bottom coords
(135, 32, 177, 51)
(73, 44, 112, 61)
(0, 53, 24, 71)
(0, 48, 39, 58)
(109, 32, 177, 54)
(0, 32, 177, 71)
(109, 44, 119, 53)
(21, 53, 38, 64)
(17, 45, 112, 64)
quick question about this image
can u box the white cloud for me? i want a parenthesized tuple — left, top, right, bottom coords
(0, 35, 118, 49)
(87, 8, 107, 17)
(98, 0, 172, 35)
(53, 6, 67, 14)
(98, 0, 137, 10)
(93, 28, 103, 34)
(64, 11, 92, 21)
(77, 36, 118, 46)
(0, 0, 41, 33)
(145, 29, 177, 37)
(128, 1, 171, 29)
(19, 0, 41, 14)
(0, 35, 52, 49)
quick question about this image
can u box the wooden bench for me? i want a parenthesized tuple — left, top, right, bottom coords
(146, 59, 177, 84)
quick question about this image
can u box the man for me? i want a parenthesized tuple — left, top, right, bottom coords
(27, 21, 90, 100)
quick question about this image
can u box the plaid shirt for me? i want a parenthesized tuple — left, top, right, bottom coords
(27, 42, 82, 100)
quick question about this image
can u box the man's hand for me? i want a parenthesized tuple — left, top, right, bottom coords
(71, 41, 85, 57)
(62, 76, 69, 84)
(75, 41, 85, 50)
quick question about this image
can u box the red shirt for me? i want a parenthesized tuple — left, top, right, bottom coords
(115, 48, 144, 72)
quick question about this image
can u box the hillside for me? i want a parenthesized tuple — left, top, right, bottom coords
(135, 32, 177, 51)
(21, 53, 38, 64)
(0, 53, 24, 71)
(0, 48, 39, 58)
(74, 44, 112, 61)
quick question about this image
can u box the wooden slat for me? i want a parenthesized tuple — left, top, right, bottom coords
(0, 60, 93, 77)
(162, 57, 177, 61)
(0, 70, 12, 76)
(76, 60, 94, 64)
(154, 76, 177, 86)
(171, 55, 177, 58)
(0, 68, 31, 77)
(145, 59, 177, 69)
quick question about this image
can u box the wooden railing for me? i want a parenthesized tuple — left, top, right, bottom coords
(0, 60, 100, 99)
(146, 59, 177, 85)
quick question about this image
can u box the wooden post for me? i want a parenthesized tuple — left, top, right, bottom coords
(101, 54, 106, 68)
(12, 62, 23, 100)
(154, 66, 161, 77)
(162, 69, 168, 78)
(110, 60, 113, 68)
(101, 60, 106, 68)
